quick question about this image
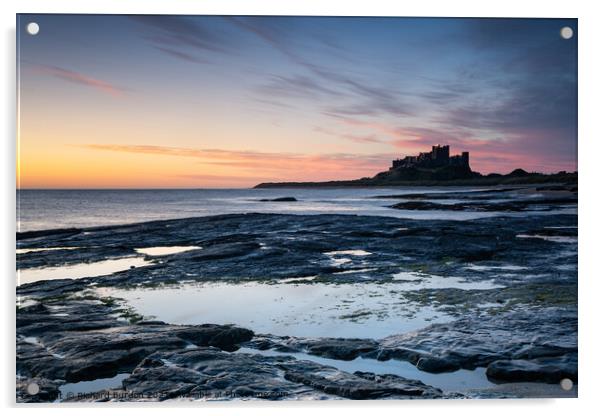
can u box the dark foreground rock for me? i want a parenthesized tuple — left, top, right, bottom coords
(486, 354, 577, 383)
(245, 336, 380, 361)
(16, 205, 577, 401)
(113, 348, 442, 401)
(16, 294, 254, 402)
(16, 293, 443, 402)
(373, 188, 524, 200)
(379, 306, 577, 380)
(390, 197, 577, 212)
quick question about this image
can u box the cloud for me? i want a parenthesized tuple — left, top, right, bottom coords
(313, 126, 384, 144)
(227, 17, 412, 118)
(258, 74, 341, 99)
(224, 16, 293, 59)
(334, 19, 578, 174)
(34, 65, 126, 97)
(130, 15, 231, 64)
(128, 17, 575, 175)
(173, 173, 273, 184)
(152, 46, 211, 65)
(78, 143, 396, 181)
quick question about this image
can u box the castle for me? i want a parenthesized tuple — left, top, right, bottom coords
(391, 145, 470, 170)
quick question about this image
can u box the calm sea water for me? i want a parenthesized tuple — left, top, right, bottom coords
(16, 187, 574, 232)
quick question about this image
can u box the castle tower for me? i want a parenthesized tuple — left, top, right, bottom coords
(461, 152, 469, 167)
(431, 145, 449, 165)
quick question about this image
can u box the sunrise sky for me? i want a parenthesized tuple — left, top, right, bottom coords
(17, 15, 577, 189)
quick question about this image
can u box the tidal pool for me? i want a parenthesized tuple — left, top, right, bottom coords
(16, 247, 80, 255)
(101, 281, 456, 339)
(17, 257, 152, 286)
(134, 246, 202, 256)
(58, 373, 130, 400)
(516, 234, 578, 243)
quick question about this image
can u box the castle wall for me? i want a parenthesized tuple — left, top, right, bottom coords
(391, 145, 469, 170)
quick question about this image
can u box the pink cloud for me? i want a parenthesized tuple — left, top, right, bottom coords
(34, 65, 126, 97)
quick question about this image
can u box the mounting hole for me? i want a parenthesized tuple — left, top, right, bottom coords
(560, 26, 573, 40)
(26, 382, 40, 395)
(560, 378, 574, 391)
(26, 22, 40, 35)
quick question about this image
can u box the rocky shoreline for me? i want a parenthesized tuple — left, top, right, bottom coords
(16, 193, 577, 401)
(254, 171, 577, 188)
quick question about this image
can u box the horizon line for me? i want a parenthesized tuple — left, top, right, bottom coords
(15, 167, 579, 191)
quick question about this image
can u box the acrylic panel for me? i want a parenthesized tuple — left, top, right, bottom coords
(16, 14, 577, 402)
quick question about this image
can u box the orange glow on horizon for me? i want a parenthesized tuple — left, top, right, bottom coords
(16, 139, 394, 189)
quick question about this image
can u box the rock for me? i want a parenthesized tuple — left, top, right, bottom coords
(259, 197, 297, 202)
(118, 348, 442, 401)
(380, 307, 577, 379)
(203, 327, 254, 351)
(298, 338, 379, 361)
(121, 348, 309, 400)
(390, 198, 577, 212)
(244, 336, 378, 361)
(180, 242, 261, 261)
(486, 353, 578, 383)
(281, 363, 441, 399)
(17, 227, 81, 241)
(416, 356, 461, 373)
(17, 297, 255, 384)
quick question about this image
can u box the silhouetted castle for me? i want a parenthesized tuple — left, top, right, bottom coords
(391, 145, 470, 170)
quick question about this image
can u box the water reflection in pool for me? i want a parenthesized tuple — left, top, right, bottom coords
(102, 281, 454, 339)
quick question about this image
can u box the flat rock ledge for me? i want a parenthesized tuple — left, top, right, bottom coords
(245, 305, 577, 384)
(16, 295, 442, 402)
(108, 348, 442, 401)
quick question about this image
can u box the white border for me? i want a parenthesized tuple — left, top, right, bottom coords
(3, 1, 600, 415)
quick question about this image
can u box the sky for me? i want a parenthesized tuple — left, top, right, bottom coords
(17, 15, 577, 188)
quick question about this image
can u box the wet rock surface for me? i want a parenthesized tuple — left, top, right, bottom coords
(390, 198, 576, 212)
(16, 191, 577, 401)
(16, 296, 252, 384)
(378, 186, 577, 212)
(17, 211, 576, 288)
(116, 348, 442, 401)
(379, 306, 577, 379)
(245, 336, 380, 361)
(486, 354, 577, 384)
(242, 304, 577, 384)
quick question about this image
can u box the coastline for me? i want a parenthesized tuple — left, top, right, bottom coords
(254, 171, 578, 188)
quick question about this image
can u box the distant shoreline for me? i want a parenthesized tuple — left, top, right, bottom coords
(255, 171, 578, 188)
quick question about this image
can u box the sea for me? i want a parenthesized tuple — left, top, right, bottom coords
(16, 187, 576, 232)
